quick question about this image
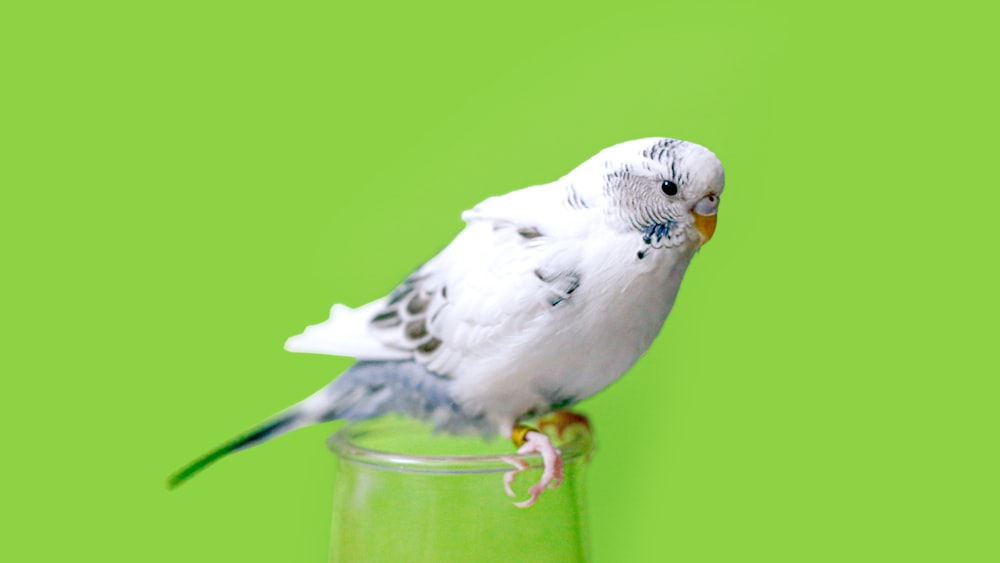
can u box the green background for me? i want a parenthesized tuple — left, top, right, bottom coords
(2, 1, 997, 561)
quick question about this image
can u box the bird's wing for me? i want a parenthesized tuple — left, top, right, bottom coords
(366, 183, 587, 376)
(284, 299, 411, 360)
(285, 182, 588, 373)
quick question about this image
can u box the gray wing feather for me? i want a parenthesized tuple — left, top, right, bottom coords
(368, 268, 451, 368)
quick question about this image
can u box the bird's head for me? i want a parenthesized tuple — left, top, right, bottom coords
(571, 138, 725, 247)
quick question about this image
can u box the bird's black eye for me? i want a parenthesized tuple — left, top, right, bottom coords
(661, 180, 678, 196)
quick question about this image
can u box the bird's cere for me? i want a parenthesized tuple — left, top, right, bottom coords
(692, 193, 720, 244)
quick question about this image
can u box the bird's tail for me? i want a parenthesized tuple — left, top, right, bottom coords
(166, 411, 304, 490)
(166, 361, 415, 490)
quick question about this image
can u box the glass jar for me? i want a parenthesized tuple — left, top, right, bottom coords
(327, 415, 594, 562)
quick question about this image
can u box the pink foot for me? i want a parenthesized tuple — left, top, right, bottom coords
(504, 431, 564, 508)
(501, 456, 528, 498)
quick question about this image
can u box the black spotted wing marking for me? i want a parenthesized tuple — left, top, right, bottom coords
(534, 267, 581, 307)
(490, 220, 547, 246)
(369, 270, 449, 369)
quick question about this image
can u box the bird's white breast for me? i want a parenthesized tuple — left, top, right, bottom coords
(448, 226, 698, 423)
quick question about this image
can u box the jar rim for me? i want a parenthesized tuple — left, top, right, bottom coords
(327, 416, 594, 475)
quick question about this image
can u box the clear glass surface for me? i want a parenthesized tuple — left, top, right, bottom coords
(327, 416, 594, 562)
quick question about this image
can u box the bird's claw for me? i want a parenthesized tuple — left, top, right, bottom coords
(501, 456, 528, 497)
(502, 431, 564, 508)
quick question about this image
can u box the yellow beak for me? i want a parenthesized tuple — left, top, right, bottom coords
(693, 212, 717, 245)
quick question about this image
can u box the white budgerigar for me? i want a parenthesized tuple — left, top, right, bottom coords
(169, 137, 725, 507)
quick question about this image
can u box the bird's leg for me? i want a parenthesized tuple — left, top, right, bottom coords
(515, 430, 564, 508)
(501, 423, 564, 508)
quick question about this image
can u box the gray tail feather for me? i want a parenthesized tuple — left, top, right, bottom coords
(167, 412, 301, 490)
(166, 360, 463, 490)
(164, 372, 360, 491)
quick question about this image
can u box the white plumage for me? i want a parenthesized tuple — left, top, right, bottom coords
(170, 137, 726, 507)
